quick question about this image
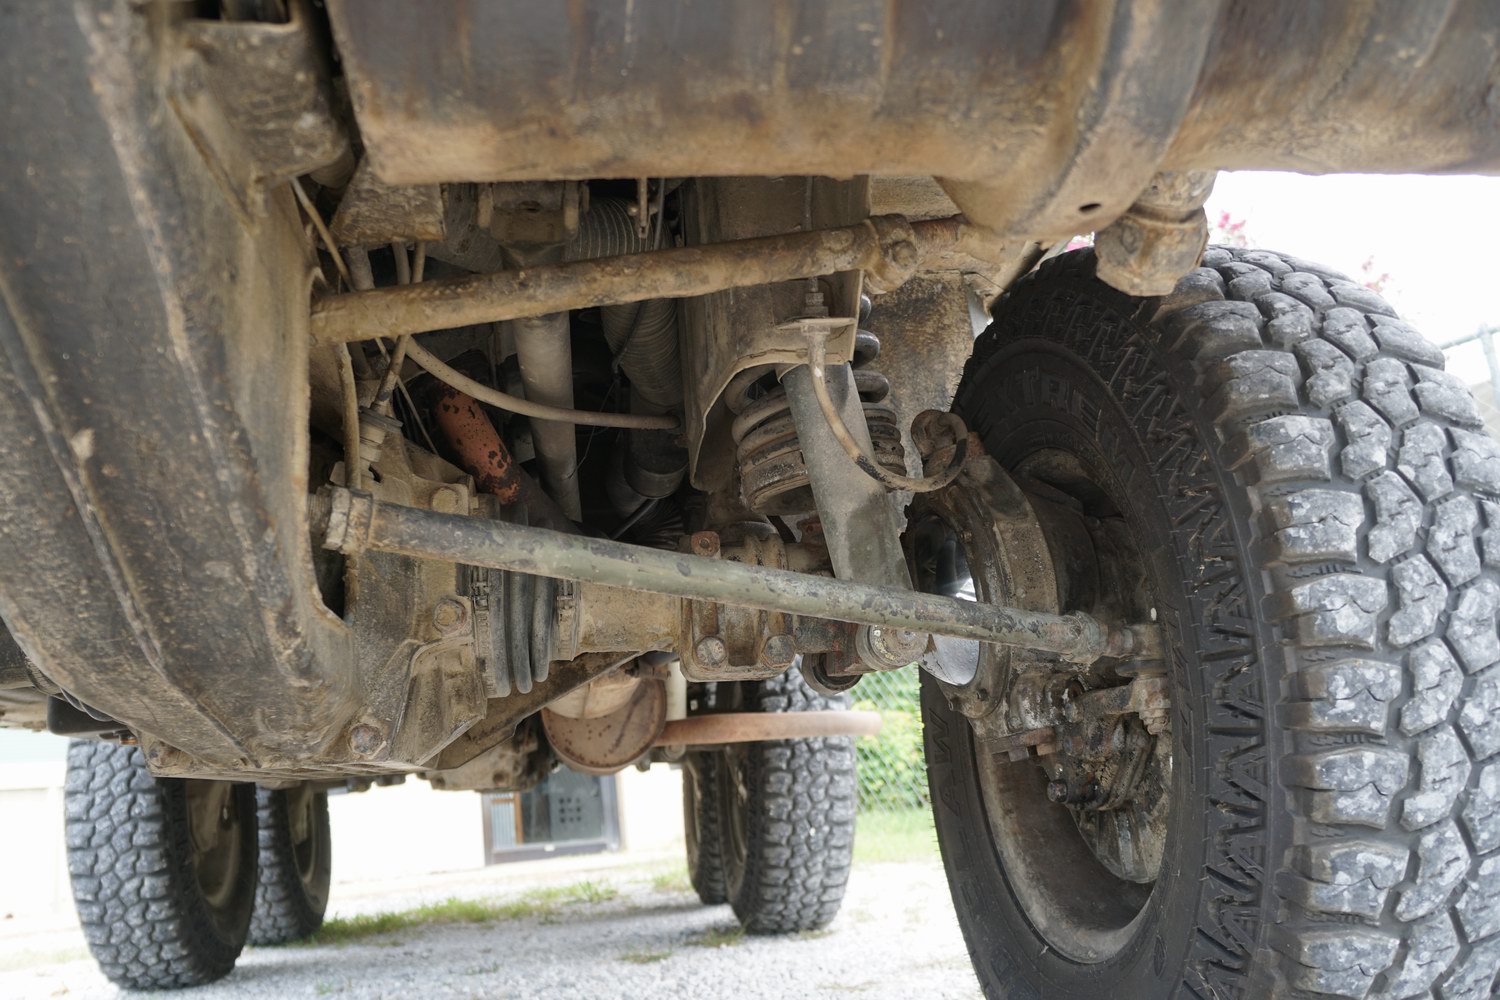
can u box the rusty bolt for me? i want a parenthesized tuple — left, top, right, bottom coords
(432, 597, 469, 635)
(1046, 780, 1069, 803)
(761, 634, 796, 669)
(690, 531, 720, 557)
(146, 744, 184, 768)
(1142, 710, 1170, 737)
(694, 636, 727, 668)
(347, 723, 386, 759)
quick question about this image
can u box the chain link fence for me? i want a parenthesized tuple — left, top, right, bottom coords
(848, 331, 1499, 858)
(851, 668, 935, 858)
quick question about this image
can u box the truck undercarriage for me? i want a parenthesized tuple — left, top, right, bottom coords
(2, 2, 1499, 997)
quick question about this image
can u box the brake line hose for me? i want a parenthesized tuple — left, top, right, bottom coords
(403, 339, 678, 431)
(802, 334, 969, 493)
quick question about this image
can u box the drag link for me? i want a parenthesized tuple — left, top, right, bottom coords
(317, 487, 1155, 665)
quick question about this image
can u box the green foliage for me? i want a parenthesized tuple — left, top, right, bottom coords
(853, 809, 938, 865)
(852, 669, 929, 811)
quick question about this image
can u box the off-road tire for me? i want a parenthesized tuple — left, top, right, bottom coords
(719, 665, 858, 934)
(925, 247, 1500, 999)
(64, 740, 257, 990)
(683, 752, 729, 904)
(248, 785, 332, 945)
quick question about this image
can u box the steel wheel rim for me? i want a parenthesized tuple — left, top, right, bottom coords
(185, 780, 243, 913)
(287, 785, 321, 891)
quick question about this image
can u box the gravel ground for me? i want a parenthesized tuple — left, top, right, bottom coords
(0, 858, 980, 999)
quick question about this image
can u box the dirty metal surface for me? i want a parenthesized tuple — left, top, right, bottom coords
(432, 651, 634, 771)
(542, 678, 666, 774)
(171, 0, 349, 216)
(326, 0, 1500, 240)
(0, 0, 356, 765)
(329, 158, 445, 247)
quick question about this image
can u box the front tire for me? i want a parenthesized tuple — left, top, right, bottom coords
(924, 248, 1500, 999)
(64, 740, 257, 990)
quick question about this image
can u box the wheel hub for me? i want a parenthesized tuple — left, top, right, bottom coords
(908, 449, 1175, 958)
(184, 780, 243, 911)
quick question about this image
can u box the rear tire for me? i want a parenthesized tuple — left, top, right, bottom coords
(249, 785, 332, 945)
(924, 247, 1500, 998)
(64, 740, 256, 990)
(718, 663, 858, 934)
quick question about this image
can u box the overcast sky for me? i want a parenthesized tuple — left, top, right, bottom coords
(1205, 172, 1500, 387)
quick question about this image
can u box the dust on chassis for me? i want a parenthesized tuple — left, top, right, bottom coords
(1, 1, 1498, 996)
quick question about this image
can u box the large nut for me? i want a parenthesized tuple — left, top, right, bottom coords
(759, 633, 797, 669)
(693, 636, 728, 669)
(431, 597, 469, 635)
(430, 485, 463, 513)
(1095, 170, 1215, 297)
(690, 531, 721, 557)
(347, 723, 387, 759)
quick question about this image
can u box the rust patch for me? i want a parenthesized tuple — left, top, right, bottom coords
(432, 386, 524, 504)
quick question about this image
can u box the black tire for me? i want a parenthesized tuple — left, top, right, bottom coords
(924, 247, 1500, 999)
(718, 663, 858, 934)
(64, 740, 257, 990)
(683, 752, 728, 904)
(249, 785, 332, 945)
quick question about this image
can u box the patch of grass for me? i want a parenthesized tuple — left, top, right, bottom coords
(620, 948, 674, 964)
(689, 925, 745, 949)
(524, 879, 618, 907)
(565, 879, 618, 905)
(464, 963, 501, 976)
(299, 898, 513, 946)
(290, 880, 621, 947)
(853, 808, 938, 866)
(796, 928, 834, 941)
(649, 868, 692, 894)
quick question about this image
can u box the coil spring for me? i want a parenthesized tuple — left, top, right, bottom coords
(730, 328, 906, 516)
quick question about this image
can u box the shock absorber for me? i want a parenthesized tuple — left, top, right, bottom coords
(730, 306, 907, 516)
